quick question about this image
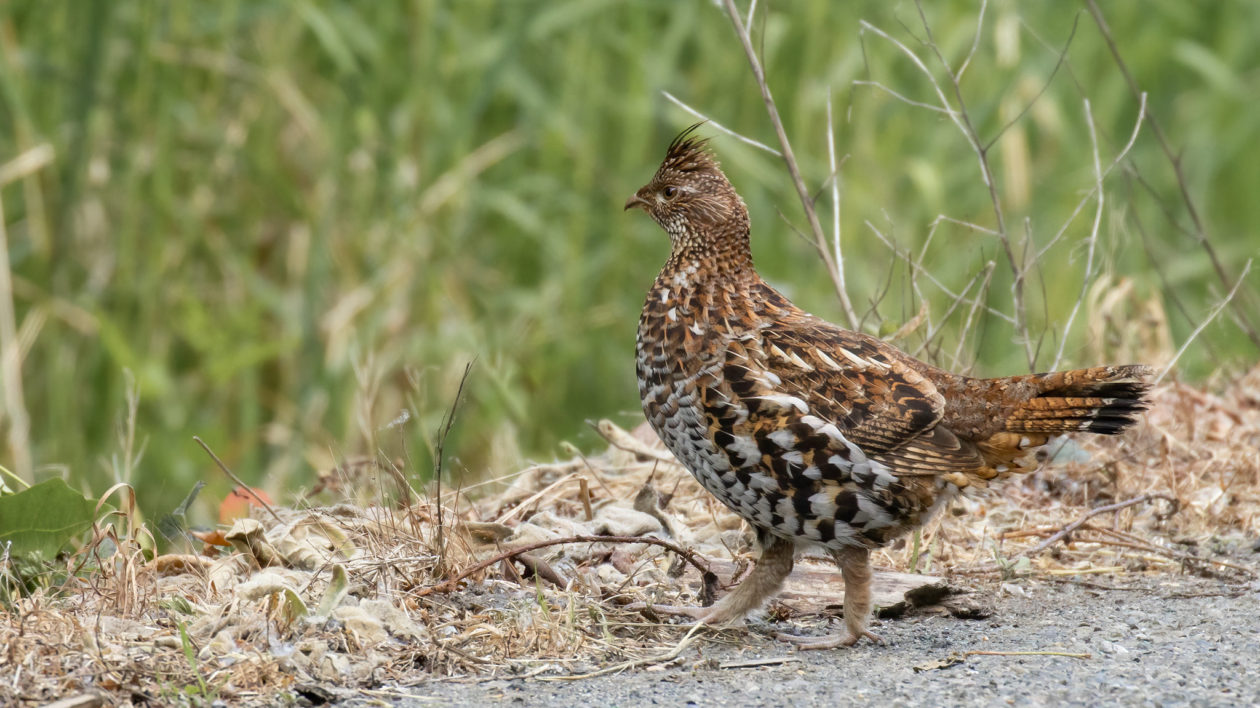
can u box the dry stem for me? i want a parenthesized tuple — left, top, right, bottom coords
(719, 0, 860, 329)
(1016, 494, 1177, 559)
(416, 534, 715, 597)
(193, 435, 282, 523)
(1155, 260, 1253, 385)
(1085, 0, 1260, 351)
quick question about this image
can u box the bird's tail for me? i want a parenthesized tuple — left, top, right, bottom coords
(966, 365, 1153, 482)
(1001, 364, 1154, 435)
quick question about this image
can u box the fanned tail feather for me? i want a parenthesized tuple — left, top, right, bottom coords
(1005, 365, 1153, 435)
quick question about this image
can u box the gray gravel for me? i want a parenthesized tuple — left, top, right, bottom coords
(392, 575, 1260, 707)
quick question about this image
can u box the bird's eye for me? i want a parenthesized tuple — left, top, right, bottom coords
(663, 186, 678, 199)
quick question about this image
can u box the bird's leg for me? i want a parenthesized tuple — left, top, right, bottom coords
(775, 545, 883, 650)
(835, 545, 883, 645)
(631, 529, 795, 626)
(699, 531, 794, 625)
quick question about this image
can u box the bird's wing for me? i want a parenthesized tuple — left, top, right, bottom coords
(702, 310, 993, 476)
(695, 318, 992, 545)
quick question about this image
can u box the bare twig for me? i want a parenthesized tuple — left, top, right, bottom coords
(578, 477, 593, 521)
(493, 471, 582, 524)
(193, 435, 283, 523)
(1031, 523, 1259, 578)
(718, 656, 800, 669)
(824, 94, 851, 321)
(865, 220, 1016, 326)
(416, 534, 715, 597)
(1018, 494, 1178, 559)
(661, 91, 782, 157)
(912, 261, 995, 358)
(964, 650, 1091, 660)
(1050, 90, 1150, 368)
(860, 13, 1032, 366)
(982, 14, 1078, 153)
(1155, 259, 1253, 385)
(515, 552, 570, 589)
(1034, 93, 1146, 265)
(1051, 99, 1105, 370)
(720, 0, 859, 329)
(955, 0, 988, 81)
(1085, 0, 1260, 351)
(434, 361, 475, 570)
(851, 80, 948, 114)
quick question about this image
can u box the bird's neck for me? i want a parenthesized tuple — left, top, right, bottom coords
(663, 218, 756, 287)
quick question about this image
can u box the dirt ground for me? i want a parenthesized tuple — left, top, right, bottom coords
(397, 573, 1260, 708)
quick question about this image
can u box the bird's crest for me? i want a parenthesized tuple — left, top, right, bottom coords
(658, 123, 720, 176)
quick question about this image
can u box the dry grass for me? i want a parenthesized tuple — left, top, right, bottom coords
(2, 373, 1258, 704)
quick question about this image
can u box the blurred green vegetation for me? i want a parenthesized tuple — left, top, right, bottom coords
(0, 1, 1256, 524)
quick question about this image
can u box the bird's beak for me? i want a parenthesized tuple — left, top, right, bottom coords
(624, 193, 648, 212)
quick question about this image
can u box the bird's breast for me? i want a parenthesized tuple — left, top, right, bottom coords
(636, 282, 742, 501)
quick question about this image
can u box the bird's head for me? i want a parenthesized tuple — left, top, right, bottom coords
(625, 124, 749, 252)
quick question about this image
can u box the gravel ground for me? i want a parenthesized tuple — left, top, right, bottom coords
(394, 574, 1260, 708)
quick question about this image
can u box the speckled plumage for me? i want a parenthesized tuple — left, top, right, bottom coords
(626, 125, 1152, 647)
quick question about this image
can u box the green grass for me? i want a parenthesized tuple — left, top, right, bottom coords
(0, 0, 1256, 524)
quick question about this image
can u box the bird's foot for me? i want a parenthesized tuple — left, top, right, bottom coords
(773, 628, 883, 650)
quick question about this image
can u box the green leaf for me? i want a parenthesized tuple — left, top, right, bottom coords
(161, 595, 197, 616)
(281, 587, 309, 625)
(0, 479, 98, 560)
(315, 564, 350, 617)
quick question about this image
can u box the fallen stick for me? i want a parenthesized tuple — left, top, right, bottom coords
(1017, 494, 1177, 558)
(717, 657, 801, 669)
(416, 534, 715, 597)
(964, 650, 1091, 660)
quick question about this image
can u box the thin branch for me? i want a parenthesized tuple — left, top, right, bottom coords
(416, 534, 715, 597)
(1085, 0, 1260, 350)
(955, 0, 989, 81)
(1051, 98, 1104, 370)
(824, 94, 851, 325)
(951, 261, 996, 372)
(863, 11, 1031, 366)
(1017, 494, 1178, 559)
(928, 214, 998, 237)
(720, 0, 859, 329)
(1034, 93, 1147, 265)
(982, 14, 1079, 153)
(964, 650, 1091, 660)
(193, 436, 283, 523)
(540, 623, 706, 681)
(865, 220, 1017, 325)
(1155, 259, 1252, 385)
(1126, 172, 1200, 336)
(433, 361, 475, 571)
(661, 91, 782, 157)
(913, 261, 995, 357)
(851, 80, 950, 114)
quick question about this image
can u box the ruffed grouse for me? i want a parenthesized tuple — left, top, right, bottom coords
(626, 125, 1151, 649)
